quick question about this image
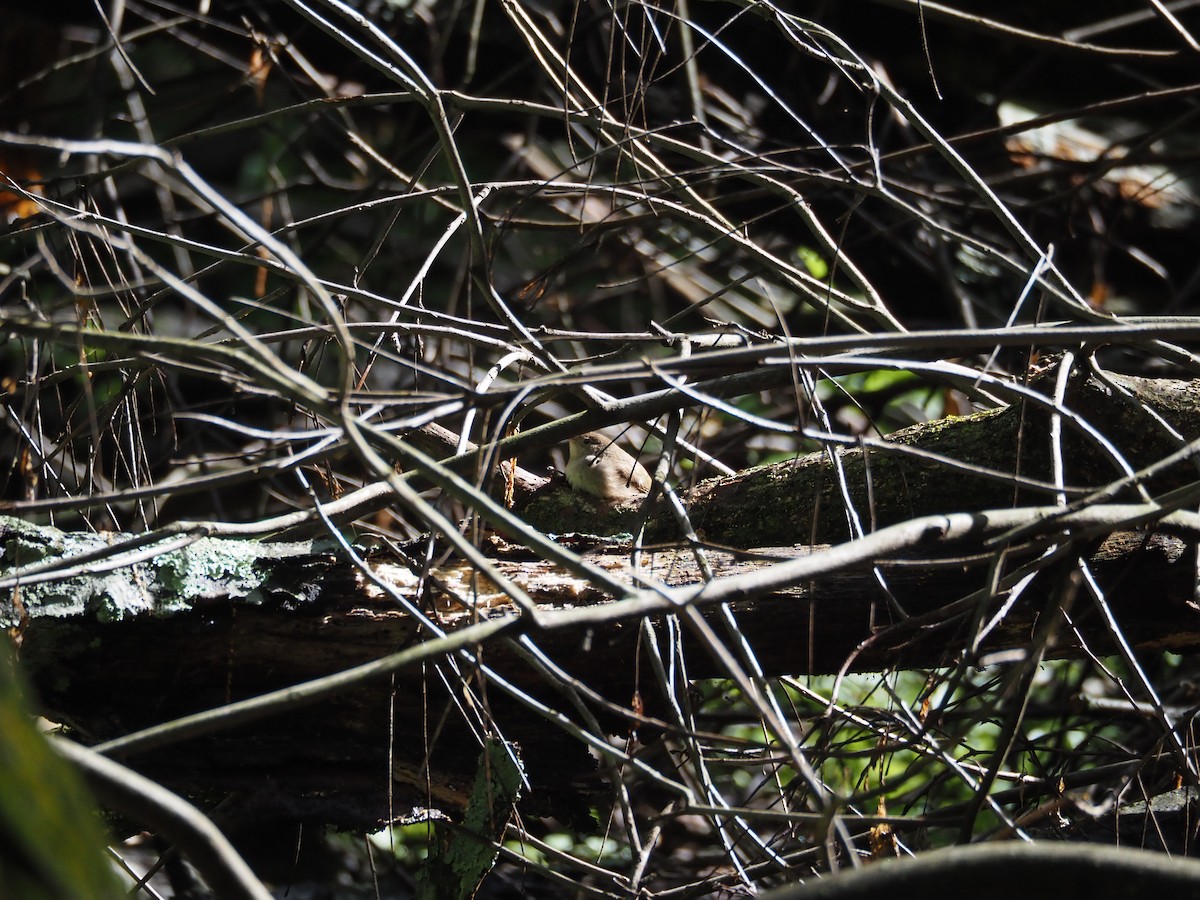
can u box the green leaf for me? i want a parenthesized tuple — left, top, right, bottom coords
(415, 738, 524, 900)
(794, 246, 829, 280)
(0, 643, 124, 899)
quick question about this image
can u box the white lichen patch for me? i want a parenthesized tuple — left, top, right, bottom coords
(154, 539, 275, 608)
(0, 516, 323, 624)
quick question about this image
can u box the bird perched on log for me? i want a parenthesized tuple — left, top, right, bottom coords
(565, 432, 653, 504)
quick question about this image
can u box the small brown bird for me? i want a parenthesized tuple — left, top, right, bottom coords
(565, 431, 653, 504)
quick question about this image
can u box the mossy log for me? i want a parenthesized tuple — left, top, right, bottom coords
(4, 361, 1200, 830)
(525, 362, 1200, 546)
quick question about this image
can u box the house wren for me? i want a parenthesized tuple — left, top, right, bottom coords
(565, 432, 653, 503)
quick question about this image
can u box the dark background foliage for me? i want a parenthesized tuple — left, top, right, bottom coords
(3, 1, 1200, 896)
